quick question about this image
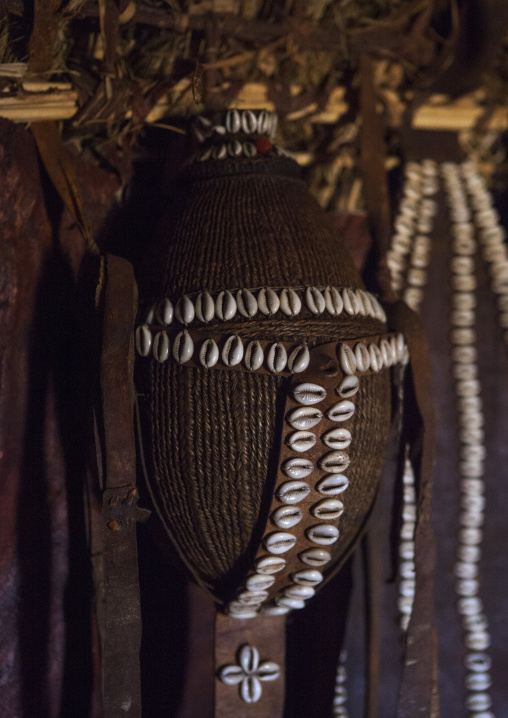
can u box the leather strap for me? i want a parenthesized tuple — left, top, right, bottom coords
(215, 339, 396, 716)
(385, 301, 439, 718)
(99, 254, 142, 718)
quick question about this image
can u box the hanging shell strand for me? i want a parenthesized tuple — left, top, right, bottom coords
(391, 158, 498, 718)
(442, 162, 494, 718)
(387, 159, 438, 307)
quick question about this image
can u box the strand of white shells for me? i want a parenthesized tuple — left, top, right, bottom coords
(397, 457, 418, 632)
(388, 163, 435, 632)
(387, 159, 438, 300)
(141, 286, 387, 328)
(460, 160, 508, 344)
(194, 109, 278, 144)
(137, 325, 408, 378)
(333, 650, 349, 718)
(226, 337, 410, 620)
(227, 378, 355, 619)
(442, 161, 495, 718)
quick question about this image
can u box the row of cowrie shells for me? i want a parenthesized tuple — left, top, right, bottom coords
(194, 109, 278, 143)
(443, 164, 495, 718)
(141, 286, 387, 327)
(460, 160, 508, 345)
(387, 160, 438, 293)
(403, 162, 437, 309)
(199, 141, 258, 162)
(136, 327, 311, 373)
(333, 650, 349, 718)
(227, 378, 357, 619)
(337, 335, 408, 376)
(263, 379, 355, 615)
(388, 167, 433, 631)
(397, 457, 417, 631)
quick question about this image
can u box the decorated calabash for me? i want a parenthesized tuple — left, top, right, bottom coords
(133, 110, 409, 715)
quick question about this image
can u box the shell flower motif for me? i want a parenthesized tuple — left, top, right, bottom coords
(218, 644, 281, 703)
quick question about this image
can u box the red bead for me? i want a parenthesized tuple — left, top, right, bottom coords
(256, 138, 273, 155)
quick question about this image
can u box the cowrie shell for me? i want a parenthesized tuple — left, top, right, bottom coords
(306, 286, 325, 314)
(306, 524, 339, 545)
(175, 295, 195, 324)
(227, 140, 243, 157)
(173, 330, 193, 363)
(267, 113, 278, 137)
(293, 383, 326, 405)
(136, 325, 152, 357)
(380, 339, 394, 367)
(327, 400, 355, 422)
(322, 428, 351, 450)
(319, 451, 350, 473)
(355, 290, 369, 316)
(451, 256, 474, 275)
(245, 574, 275, 591)
(215, 290, 237, 321)
(236, 288, 258, 318)
(337, 375, 359, 398)
(324, 286, 343, 316)
(342, 288, 361, 315)
(199, 339, 219, 368)
(238, 590, 268, 605)
(354, 343, 370, 372)
(452, 274, 477, 291)
(282, 458, 314, 479)
(287, 406, 322, 430)
(292, 569, 323, 586)
(271, 505, 303, 529)
(225, 109, 241, 133)
(311, 498, 344, 520)
(358, 289, 375, 317)
(280, 288, 301, 317)
(143, 303, 156, 324)
(243, 142, 257, 158)
(199, 147, 213, 161)
(153, 331, 170, 362)
(286, 431, 316, 453)
(213, 144, 227, 160)
(287, 345, 310, 374)
(156, 298, 174, 325)
(369, 343, 383, 372)
(276, 596, 305, 610)
(195, 291, 215, 323)
(299, 548, 331, 567)
(369, 295, 386, 322)
(242, 109, 258, 133)
(256, 556, 286, 574)
(258, 287, 280, 316)
(267, 342, 287, 373)
(339, 344, 356, 375)
(264, 531, 297, 554)
(227, 606, 258, 619)
(244, 340, 264, 371)
(258, 110, 270, 134)
(277, 480, 311, 504)
(316, 474, 349, 495)
(395, 333, 406, 361)
(261, 605, 290, 616)
(284, 584, 315, 599)
(222, 335, 243, 366)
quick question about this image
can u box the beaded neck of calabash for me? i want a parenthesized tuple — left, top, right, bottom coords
(191, 109, 287, 163)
